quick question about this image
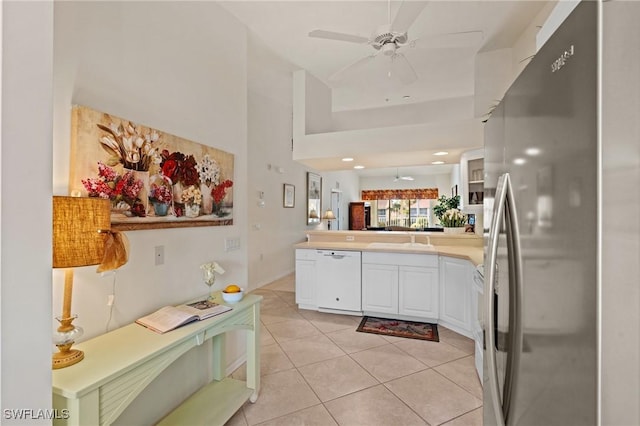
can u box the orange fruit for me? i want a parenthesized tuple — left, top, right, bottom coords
(224, 284, 241, 293)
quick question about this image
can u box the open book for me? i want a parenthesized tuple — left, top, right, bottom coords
(136, 299, 232, 334)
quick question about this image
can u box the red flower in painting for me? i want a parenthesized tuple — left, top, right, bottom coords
(161, 158, 178, 182)
(159, 150, 199, 186)
(211, 179, 233, 203)
(82, 162, 145, 217)
(181, 155, 200, 186)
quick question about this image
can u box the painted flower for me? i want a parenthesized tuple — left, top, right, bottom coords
(181, 185, 202, 206)
(211, 179, 233, 203)
(159, 150, 200, 186)
(82, 162, 146, 217)
(149, 183, 172, 204)
(197, 154, 221, 187)
(97, 121, 159, 171)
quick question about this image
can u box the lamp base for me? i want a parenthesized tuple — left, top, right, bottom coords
(52, 343, 84, 369)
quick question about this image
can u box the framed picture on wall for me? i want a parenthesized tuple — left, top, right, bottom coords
(307, 172, 321, 224)
(69, 105, 234, 230)
(283, 183, 295, 208)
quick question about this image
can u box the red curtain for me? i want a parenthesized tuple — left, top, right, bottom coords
(361, 188, 439, 200)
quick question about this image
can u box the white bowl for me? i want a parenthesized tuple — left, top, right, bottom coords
(222, 289, 244, 303)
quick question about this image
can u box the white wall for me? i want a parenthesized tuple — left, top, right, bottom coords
(601, 1, 640, 423)
(246, 34, 311, 287)
(1, 2, 53, 424)
(332, 95, 475, 131)
(53, 2, 248, 423)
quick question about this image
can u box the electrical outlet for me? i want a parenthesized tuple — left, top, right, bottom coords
(154, 245, 165, 265)
(346, 236, 355, 241)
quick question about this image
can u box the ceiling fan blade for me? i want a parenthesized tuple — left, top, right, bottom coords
(410, 31, 484, 49)
(329, 53, 377, 82)
(389, 53, 418, 85)
(401, 176, 415, 181)
(391, 1, 428, 34)
(308, 29, 369, 44)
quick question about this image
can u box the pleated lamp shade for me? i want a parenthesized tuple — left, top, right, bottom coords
(53, 196, 111, 268)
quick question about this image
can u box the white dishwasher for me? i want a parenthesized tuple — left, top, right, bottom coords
(315, 250, 362, 314)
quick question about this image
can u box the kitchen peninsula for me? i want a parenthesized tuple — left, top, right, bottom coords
(294, 230, 484, 376)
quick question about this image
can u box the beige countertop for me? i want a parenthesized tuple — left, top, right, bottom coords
(294, 241, 484, 266)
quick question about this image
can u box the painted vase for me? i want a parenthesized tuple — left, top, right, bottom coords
(185, 203, 200, 218)
(152, 201, 169, 217)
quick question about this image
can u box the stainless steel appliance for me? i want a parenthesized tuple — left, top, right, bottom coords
(483, 2, 599, 424)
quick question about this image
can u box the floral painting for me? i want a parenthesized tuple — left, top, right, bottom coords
(69, 105, 234, 230)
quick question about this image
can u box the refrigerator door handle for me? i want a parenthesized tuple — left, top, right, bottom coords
(504, 172, 524, 425)
(486, 173, 524, 426)
(486, 174, 507, 426)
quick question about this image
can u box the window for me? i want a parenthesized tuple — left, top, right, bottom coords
(361, 188, 438, 229)
(371, 198, 431, 228)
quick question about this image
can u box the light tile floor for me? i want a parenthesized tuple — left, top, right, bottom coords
(226, 274, 483, 426)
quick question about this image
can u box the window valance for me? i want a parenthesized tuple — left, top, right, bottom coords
(361, 188, 439, 200)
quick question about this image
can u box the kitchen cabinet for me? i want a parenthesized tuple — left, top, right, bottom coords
(460, 148, 484, 212)
(349, 202, 366, 230)
(472, 264, 484, 382)
(362, 252, 438, 321)
(399, 266, 439, 318)
(439, 256, 474, 338)
(362, 263, 399, 315)
(295, 249, 317, 309)
(316, 250, 362, 313)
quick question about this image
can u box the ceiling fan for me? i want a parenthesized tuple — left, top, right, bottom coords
(308, 1, 482, 84)
(394, 169, 414, 182)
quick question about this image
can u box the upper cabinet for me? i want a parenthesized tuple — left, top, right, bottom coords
(460, 148, 484, 212)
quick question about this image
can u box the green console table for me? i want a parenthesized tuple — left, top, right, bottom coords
(52, 294, 262, 426)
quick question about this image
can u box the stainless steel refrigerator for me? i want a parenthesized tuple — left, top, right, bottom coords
(483, 2, 599, 424)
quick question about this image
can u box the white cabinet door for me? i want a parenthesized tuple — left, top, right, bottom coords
(399, 266, 439, 319)
(362, 263, 399, 314)
(295, 250, 317, 308)
(439, 256, 472, 336)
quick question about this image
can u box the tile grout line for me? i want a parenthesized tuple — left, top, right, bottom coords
(244, 286, 482, 426)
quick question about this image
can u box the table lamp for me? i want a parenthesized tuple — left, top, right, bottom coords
(322, 209, 336, 230)
(52, 196, 118, 369)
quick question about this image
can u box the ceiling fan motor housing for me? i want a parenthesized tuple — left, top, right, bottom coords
(371, 24, 408, 52)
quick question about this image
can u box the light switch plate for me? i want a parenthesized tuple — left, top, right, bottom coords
(225, 237, 241, 251)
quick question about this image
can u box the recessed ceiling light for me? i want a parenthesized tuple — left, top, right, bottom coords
(354, 165, 365, 169)
(513, 158, 527, 165)
(341, 157, 354, 162)
(433, 151, 448, 156)
(432, 161, 445, 165)
(525, 147, 541, 156)
(403, 95, 411, 100)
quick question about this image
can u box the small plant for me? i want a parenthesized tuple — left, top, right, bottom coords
(440, 209, 467, 227)
(432, 195, 460, 221)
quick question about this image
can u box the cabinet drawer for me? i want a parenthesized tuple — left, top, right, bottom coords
(363, 252, 438, 268)
(295, 249, 317, 261)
